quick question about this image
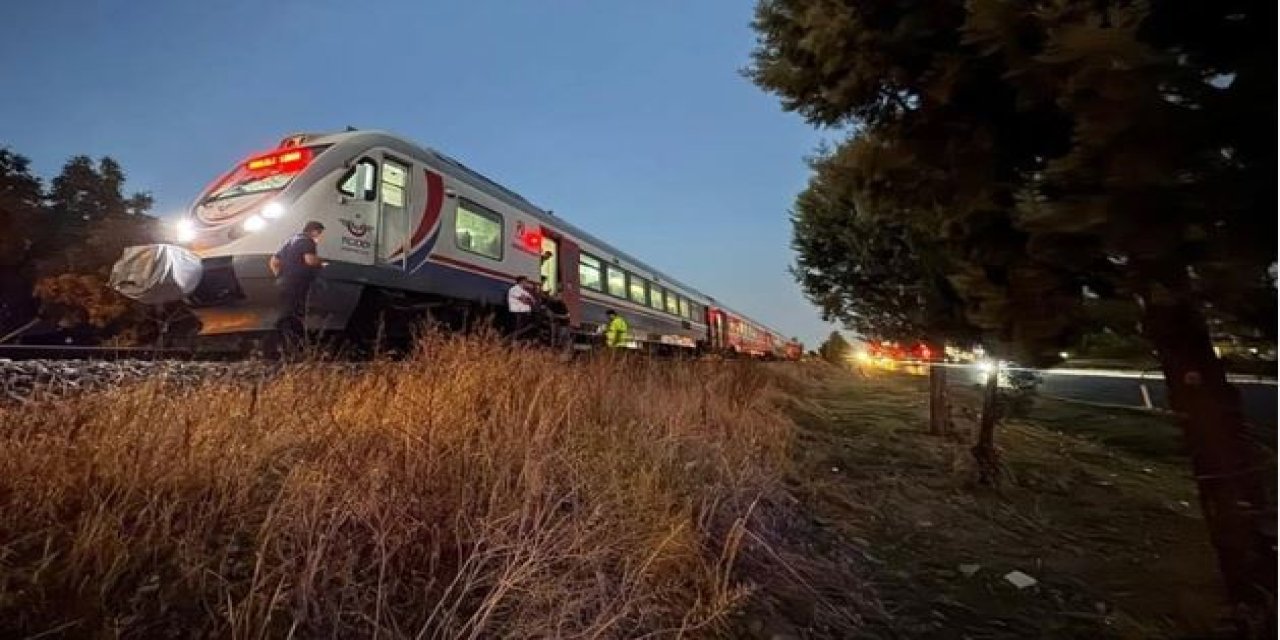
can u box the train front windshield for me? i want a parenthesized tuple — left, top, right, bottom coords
(202, 145, 330, 204)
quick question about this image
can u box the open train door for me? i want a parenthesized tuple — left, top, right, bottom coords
(707, 307, 725, 352)
(556, 238, 582, 328)
(540, 228, 582, 328)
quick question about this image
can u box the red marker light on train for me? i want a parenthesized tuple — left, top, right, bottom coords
(245, 147, 313, 173)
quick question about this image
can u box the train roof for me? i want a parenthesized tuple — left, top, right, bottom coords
(298, 130, 794, 340)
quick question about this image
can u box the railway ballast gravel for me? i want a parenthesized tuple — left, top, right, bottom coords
(0, 358, 275, 405)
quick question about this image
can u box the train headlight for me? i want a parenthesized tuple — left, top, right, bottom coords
(242, 215, 267, 232)
(261, 201, 285, 219)
(175, 218, 196, 243)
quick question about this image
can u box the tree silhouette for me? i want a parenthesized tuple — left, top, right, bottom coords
(0, 149, 163, 343)
(750, 0, 1274, 622)
(0, 149, 44, 335)
(817, 330, 851, 365)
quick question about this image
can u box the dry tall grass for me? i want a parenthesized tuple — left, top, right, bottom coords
(0, 334, 800, 638)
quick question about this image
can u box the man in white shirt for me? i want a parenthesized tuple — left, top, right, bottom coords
(507, 275, 538, 340)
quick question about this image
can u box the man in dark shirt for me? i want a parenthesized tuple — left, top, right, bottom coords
(269, 220, 325, 350)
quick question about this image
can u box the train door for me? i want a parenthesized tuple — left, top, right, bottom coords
(725, 315, 739, 353)
(539, 231, 582, 328)
(375, 155, 412, 269)
(333, 156, 380, 266)
(540, 237, 558, 291)
(555, 237, 581, 327)
(706, 307, 717, 349)
(707, 307, 725, 351)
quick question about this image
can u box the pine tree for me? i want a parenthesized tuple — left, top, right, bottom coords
(0, 148, 43, 262)
(793, 143, 978, 348)
(794, 143, 981, 435)
(750, 0, 1274, 623)
(37, 155, 159, 339)
(817, 330, 851, 365)
(45, 156, 157, 274)
(0, 148, 45, 335)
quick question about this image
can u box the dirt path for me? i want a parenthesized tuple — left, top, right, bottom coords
(775, 368, 1230, 639)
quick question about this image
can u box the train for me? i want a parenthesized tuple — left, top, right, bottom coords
(111, 130, 802, 359)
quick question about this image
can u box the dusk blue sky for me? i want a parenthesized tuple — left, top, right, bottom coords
(0, 1, 840, 347)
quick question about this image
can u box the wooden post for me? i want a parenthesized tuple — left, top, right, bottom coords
(971, 365, 1000, 485)
(928, 364, 950, 435)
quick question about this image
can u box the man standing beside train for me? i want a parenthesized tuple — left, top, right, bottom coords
(507, 275, 539, 342)
(268, 220, 325, 354)
(603, 309, 629, 350)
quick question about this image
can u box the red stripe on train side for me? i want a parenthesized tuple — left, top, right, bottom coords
(391, 169, 445, 259)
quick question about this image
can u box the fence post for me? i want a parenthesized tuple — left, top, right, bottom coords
(928, 363, 949, 435)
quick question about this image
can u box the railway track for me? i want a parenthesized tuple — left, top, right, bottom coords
(0, 338, 561, 406)
(0, 344, 244, 362)
(0, 346, 275, 406)
(0, 338, 772, 408)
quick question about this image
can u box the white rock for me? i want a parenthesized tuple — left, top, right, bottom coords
(1004, 570, 1037, 589)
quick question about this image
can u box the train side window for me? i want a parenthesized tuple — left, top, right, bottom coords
(649, 285, 665, 311)
(455, 199, 503, 260)
(606, 266, 627, 298)
(580, 253, 603, 291)
(380, 159, 407, 207)
(678, 297, 689, 319)
(666, 292, 680, 316)
(338, 159, 378, 201)
(628, 275, 648, 306)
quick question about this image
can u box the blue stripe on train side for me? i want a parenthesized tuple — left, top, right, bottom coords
(412, 259, 508, 306)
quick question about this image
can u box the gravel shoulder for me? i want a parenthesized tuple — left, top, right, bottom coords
(0, 358, 347, 405)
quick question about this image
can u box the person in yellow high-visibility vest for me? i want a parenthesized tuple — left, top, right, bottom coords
(604, 309, 629, 349)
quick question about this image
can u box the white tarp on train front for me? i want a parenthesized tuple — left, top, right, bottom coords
(109, 244, 203, 305)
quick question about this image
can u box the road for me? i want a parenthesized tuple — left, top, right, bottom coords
(943, 364, 1277, 429)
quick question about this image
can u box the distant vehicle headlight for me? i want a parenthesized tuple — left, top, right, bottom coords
(261, 201, 286, 219)
(243, 215, 267, 232)
(175, 218, 196, 243)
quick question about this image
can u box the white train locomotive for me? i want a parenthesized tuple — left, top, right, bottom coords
(114, 130, 801, 358)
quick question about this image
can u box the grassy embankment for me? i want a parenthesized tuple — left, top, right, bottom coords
(0, 336, 1235, 638)
(0, 336, 835, 638)
(781, 364, 1235, 639)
